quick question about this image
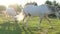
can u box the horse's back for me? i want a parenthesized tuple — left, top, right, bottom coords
(6, 7, 17, 16)
(23, 4, 51, 16)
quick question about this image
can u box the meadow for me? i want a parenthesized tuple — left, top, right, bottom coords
(0, 14, 60, 34)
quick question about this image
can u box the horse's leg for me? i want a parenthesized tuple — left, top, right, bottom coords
(25, 16, 30, 29)
(22, 16, 26, 28)
(46, 16, 53, 29)
(6, 13, 10, 22)
(13, 16, 18, 23)
(38, 16, 43, 30)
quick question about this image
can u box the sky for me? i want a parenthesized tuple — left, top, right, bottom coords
(0, 0, 60, 7)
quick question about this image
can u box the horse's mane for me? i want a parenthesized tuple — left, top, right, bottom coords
(25, 2, 38, 6)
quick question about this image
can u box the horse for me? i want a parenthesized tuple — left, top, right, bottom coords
(6, 4, 60, 29)
(15, 4, 60, 29)
(3, 7, 17, 22)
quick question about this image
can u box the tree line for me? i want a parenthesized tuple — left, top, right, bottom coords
(45, 0, 60, 8)
(0, 0, 60, 12)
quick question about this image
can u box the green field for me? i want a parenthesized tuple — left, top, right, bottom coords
(0, 15, 60, 34)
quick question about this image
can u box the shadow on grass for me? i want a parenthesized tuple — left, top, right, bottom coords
(0, 21, 37, 34)
(0, 21, 57, 34)
(0, 21, 22, 34)
(22, 27, 37, 34)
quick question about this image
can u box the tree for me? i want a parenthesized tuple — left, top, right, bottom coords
(52, 0, 58, 6)
(45, 0, 60, 7)
(0, 5, 6, 11)
(45, 0, 52, 5)
(53, 1, 60, 8)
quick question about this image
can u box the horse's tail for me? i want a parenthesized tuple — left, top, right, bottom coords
(15, 11, 25, 22)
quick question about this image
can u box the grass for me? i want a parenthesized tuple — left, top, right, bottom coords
(0, 16, 60, 34)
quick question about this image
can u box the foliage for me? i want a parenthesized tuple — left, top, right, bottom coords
(45, 0, 60, 8)
(0, 5, 6, 11)
(45, 0, 52, 5)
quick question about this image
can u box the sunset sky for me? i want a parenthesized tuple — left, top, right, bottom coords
(0, 0, 60, 7)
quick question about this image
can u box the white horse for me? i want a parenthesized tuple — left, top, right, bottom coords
(6, 4, 60, 29)
(4, 7, 17, 22)
(16, 4, 60, 29)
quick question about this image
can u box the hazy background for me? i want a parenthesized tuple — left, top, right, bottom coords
(0, 0, 60, 7)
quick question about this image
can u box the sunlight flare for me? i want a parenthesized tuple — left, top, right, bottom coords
(15, 12, 25, 21)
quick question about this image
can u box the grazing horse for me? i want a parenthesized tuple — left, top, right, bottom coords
(15, 4, 60, 29)
(5, 7, 17, 22)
